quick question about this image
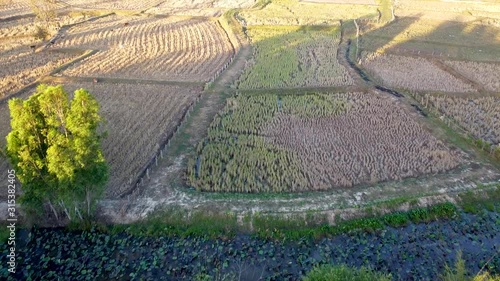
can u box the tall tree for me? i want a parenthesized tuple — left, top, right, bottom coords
(6, 84, 108, 220)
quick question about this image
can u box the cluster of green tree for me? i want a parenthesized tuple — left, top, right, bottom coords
(187, 93, 348, 192)
(5, 84, 107, 220)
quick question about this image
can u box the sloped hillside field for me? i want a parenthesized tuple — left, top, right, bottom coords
(188, 92, 461, 192)
(1, 210, 499, 280)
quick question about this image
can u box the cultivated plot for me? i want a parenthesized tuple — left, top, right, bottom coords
(188, 92, 462, 193)
(444, 61, 500, 92)
(361, 52, 476, 92)
(359, 18, 500, 62)
(0, 50, 77, 99)
(55, 15, 234, 82)
(146, 0, 255, 17)
(240, 0, 377, 26)
(0, 83, 201, 198)
(63, 0, 165, 11)
(237, 26, 353, 89)
(415, 94, 500, 147)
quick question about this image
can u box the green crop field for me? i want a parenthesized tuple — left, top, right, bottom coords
(237, 26, 354, 89)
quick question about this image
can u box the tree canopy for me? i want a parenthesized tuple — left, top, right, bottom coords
(6, 84, 108, 220)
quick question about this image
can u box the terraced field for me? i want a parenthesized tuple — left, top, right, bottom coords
(55, 15, 234, 82)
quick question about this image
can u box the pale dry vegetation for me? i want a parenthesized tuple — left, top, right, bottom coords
(394, 0, 500, 21)
(188, 92, 461, 192)
(0, 0, 32, 19)
(0, 50, 77, 99)
(240, 0, 377, 26)
(60, 82, 201, 197)
(416, 94, 500, 146)
(444, 61, 500, 92)
(0, 14, 94, 52)
(146, 0, 255, 17)
(63, 0, 165, 11)
(361, 53, 476, 92)
(55, 15, 233, 82)
(238, 26, 353, 89)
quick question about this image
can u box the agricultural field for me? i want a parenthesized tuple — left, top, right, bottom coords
(54, 15, 234, 82)
(361, 52, 476, 92)
(414, 94, 500, 147)
(444, 61, 500, 92)
(146, 0, 255, 17)
(0, 82, 201, 199)
(63, 0, 166, 11)
(239, 0, 378, 26)
(237, 26, 354, 89)
(188, 92, 461, 192)
(358, 17, 500, 61)
(394, 0, 500, 21)
(0, 50, 77, 99)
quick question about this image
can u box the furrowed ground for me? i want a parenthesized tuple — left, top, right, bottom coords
(54, 15, 234, 82)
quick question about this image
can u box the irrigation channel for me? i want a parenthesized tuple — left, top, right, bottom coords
(344, 39, 426, 117)
(1, 210, 499, 280)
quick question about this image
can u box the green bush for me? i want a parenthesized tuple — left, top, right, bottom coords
(303, 264, 391, 281)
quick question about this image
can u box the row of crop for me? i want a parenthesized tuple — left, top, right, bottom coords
(188, 92, 460, 192)
(58, 16, 233, 81)
(412, 93, 500, 160)
(188, 92, 348, 192)
(237, 26, 353, 89)
(263, 92, 461, 189)
(360, 52, 476, 92)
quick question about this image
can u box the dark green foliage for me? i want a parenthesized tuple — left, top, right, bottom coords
(303, 264, 391, 281)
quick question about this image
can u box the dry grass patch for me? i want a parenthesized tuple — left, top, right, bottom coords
(55, 15, 234, 82)
(416, 94, 500, 146)
(361, 53, 476, 92)
(240, 0, 377, 26)
(146, 0, 255, 17)
(0, 50, 77, 99)
(444, 61, 500, 92)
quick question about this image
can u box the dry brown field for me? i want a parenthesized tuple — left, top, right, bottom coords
(189, 92, 462, 192)
(145, 0, 255, 17)
(0, 50, 77, 99)
(264, 93, 461, 189)
(416, 94, 500, 146)
(444, 61, 500, 92)
(394, 0, 500, 21)
(0, 83, 201, 199)
(54, 15, 234, 82)
(361, 53, 476, 92)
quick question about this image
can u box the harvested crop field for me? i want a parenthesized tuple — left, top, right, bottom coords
(300, 0, 376, 4)
(146, 0, 255, 17)
(240, 0, 377, 26)
(188, 92, 461, 192)
(237, 26, 353, 90)
(63, 0, 165, 11)
(444, 61, 500, 92)
(55, 15, 234, 82)
(0, 82, 201, 198)
(415, 94, 500, 146)
(361, 53, 476, 92)
(0, 50, 78, 99)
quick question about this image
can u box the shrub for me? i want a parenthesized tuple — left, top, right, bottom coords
(303, 264, 391, 281)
